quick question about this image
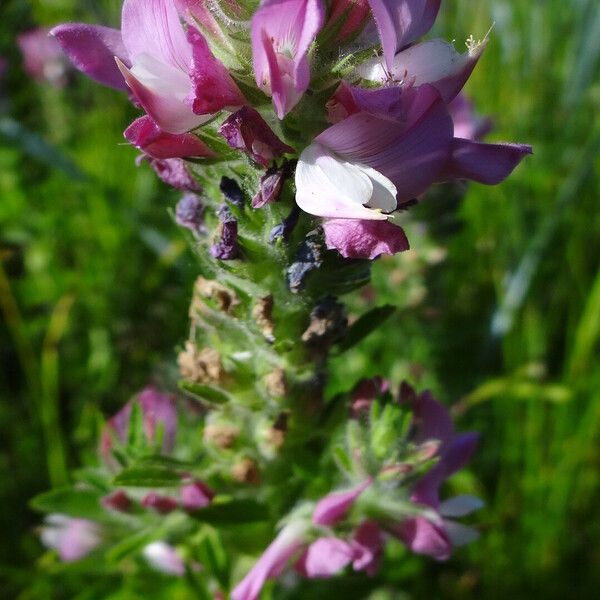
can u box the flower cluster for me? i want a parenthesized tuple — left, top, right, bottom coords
(51, 0, 530, 260)
(232, 381, 481, 600)
(33, 1, 530, 596)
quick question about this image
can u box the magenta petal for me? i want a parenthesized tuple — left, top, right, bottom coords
(296, 537, 354, 578)
(395, 515, 451, 560)
(187, 26, 245, 114)
(368, 0, 441, 70)
(352, 521, 383, 575)
(145, 157, 201, 191)
(231, 521, 308, 600)
(323, 218, 409, 259)
(50, 24, 129, 90)
(219, 106, 294, 166)
(441, 138, 533, 185)
(313, 479, 371, 526)
(125, 115, 215, 159)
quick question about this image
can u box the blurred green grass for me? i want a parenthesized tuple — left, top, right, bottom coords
(1, 0, 600, 598)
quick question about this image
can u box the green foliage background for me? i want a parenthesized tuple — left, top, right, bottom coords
(1, 0, 599, 597)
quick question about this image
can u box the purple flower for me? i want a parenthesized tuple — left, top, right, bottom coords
(251, 0, 326, 118)
(52, 0, 245, 133)
(40, 515, 101, 562)
(295, 84, 531, 258)
(232, 521, 310, 600)
(391, 383, 482, 559)
(18, 27, 68, 87)
(210, 205, 240, 260)
(142, 156, 201, 191)
(101, 386, 178, 461)
(175, 192, 204, 232)
(219, 106, 294, 167)
(254, 168, 285, 208)
(367, 0, 441, 71)
(124, 115, 215, 159)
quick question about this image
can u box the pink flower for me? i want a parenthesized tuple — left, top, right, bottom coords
(18, 27, 68, 87)
(101, 386, 178, 461)
(40, 515, 101, 562)
(251, 0, 326, 118)
(51, 0, 245, 133)
(296, 84, 531, 259)
(232, 521, 310, 600)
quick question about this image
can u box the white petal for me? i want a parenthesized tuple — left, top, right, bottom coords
(440, 495, 485, 518)
(295, 143, 388, 220)
(357, 39, 472, 86)
(357, 163, 398, 212)
(130, 52, 191, 101)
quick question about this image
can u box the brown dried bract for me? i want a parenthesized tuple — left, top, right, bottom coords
(203, 423, 240, 449)
(252, 294, 275, 342)
(192, 276, 240, 315)
(264, 368, 287, 398)
(178, 342, 223, 384)
(231, 457, 260, 485)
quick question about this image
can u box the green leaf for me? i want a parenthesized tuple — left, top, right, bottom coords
(105, 529, 156, 564)
(113, 466, 181, 487)
(336, 305, 396, 353)
(189, 499, 269, 525)
(30, 487, 105, 521)
(179, 380, 233, 405)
